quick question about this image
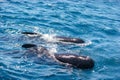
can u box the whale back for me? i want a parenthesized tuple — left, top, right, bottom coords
(55, 36, 85, 43)
(55, 54, 94, 69)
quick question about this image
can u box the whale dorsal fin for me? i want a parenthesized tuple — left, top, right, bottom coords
(22, 44, 37, 48)
(22, 32, 38, 35)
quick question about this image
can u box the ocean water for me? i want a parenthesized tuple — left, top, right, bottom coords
(0, 0, 120, 80)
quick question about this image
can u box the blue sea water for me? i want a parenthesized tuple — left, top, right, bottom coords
(0, 0, 120, 80)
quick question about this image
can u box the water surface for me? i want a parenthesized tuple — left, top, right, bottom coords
(0, 0, 120, 80)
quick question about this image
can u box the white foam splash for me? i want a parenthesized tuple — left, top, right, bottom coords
(47, 45, 66, 66)
(27, 34, 39, 37)
(49, 47, 57, 54)
(42, 34, 57, 42)
(33, 26, 39, 33)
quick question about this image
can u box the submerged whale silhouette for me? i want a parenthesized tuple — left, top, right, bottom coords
(22, 44, 94, 69)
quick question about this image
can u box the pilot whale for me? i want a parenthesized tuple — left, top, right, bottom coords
(22, 32, 85, 43)
(22, 44, 94, 69)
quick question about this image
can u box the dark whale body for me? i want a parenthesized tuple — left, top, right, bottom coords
(22, 44, 37, 48)
(22, 32, 85, 44)
(21, 32, 94, 69)
(22, 32, 38, 35)
(55, 54, 94, 69)
(55, 36, 85, 43)
(22, 44, 94, 69)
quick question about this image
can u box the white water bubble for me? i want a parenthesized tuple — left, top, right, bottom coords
(42, 34, 57, 42)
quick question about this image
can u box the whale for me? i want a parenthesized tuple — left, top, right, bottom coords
(21, 32, 85, 44)
(22, 44, 94, 69)
(55, 54, 94, 69)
